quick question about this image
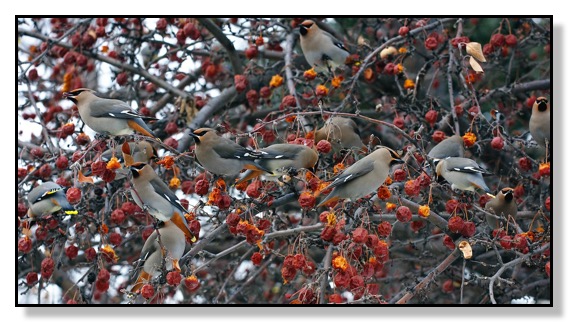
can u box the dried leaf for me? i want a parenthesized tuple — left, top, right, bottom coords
(458, 241, 473, 259)
(78, 170, 94, 184)
(466, 42, 486, 62)
(379, 46, 398, 59)
(469, 56, 484, 74)
(357, 35, 369, 46)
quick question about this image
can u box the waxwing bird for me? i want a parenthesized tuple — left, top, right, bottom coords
(27, 182, 77, 218)
(130, 221, 186, 293)
(485, 187, 517, 230)
(314, 117, 366, 153)
(428, 134, 465, 160)
(189, 128, 279, 177)
(316, 147, 404, 207)
(435, 157, 491, 193)
(63, 88, 157, 138)
(299, 20, 350, 73)
(120, 141, 158, 166)
(129, 162, 195, 243)
(529, 97, 550, 149)
(236, 143, 319, 184)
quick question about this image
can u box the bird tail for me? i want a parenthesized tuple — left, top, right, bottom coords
(235, 170, 263, 185)
(54, 194, 78, 215)
(130, 270, 151, 293)
(171, 212, 197, 243)
(127, 119, 157, 138)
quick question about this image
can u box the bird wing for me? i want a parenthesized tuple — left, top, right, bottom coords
(322, 30, 349, 53)
(148, 177, 188, 215)
(446, 159, 490, 175)
(89, 99, 156, 120)
(325, 159, 374, 190)
(32, 187, 65, 204)
(139, 230, 158, 262)
(212, 141, 281, 161)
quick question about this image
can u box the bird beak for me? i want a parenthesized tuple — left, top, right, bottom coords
(62, 92, 70, 98)
(392, 158, 405, 165)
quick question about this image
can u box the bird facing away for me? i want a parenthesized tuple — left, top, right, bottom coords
(428, 134, 465, 160)
(299, 20, 350, 73)
(130, 221, 186, 293)
(27, 182, 77, 218)
(236, 143, 319, 184)
(314, 117, 366, 153)
(316, 147, 404, 207)
(64, 88, 157, 138)
(189, 128, 280, 177)
(129, 162, 195, 243)
(529, 96, 550, 149)
(435, 157, 491, 193)
(484, 187, 517, 230)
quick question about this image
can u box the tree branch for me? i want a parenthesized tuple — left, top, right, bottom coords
(196, 18, 243, 75)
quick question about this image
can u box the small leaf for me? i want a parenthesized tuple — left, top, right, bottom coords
(469, 56, 484, 74)
(458, 241, 473, 259)
(78, 170, 94, 184)
(466, 42, 486, 62)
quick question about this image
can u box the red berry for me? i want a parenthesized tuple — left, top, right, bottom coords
(166, 271, 182, 286)
(320, 226, 337, 242)
(110, 209, 126, 225)
(442, 279, 454, 293)
(245, 45, 259, 59)
(65, 244, 78, 260)
(329, 293, 343, 304)
(298, 192, 316, 209)
(513, 234, 528, 250)
(491, 136, 504, 150)
(62, 123, 75, 135)
(393, 169, 407, 182)
(41, 257, 55, 279)
(66, 187, 81, 204)
(28, 68, 39, 81)
(38, 164, 51, 178)
(545, 196, 550, 211)
(377, 221, 392, 237)
(500, 235, 513, 249)
(443, 235, 455, 250)
(189, 220, 201, 236)
(259, 86, 271, 98)
(109, 232, 122, 246)
(184, 276, 200, 292)
(316, 140, 332, 154)
(95, 279, 110, 292)
(63, 52, 76, 65)
(194, 179, 209, 196)
(163, 137, 178, 149)
(490, 34, 505, 47)
(545, 261, 550, 277)
(396, 206, 412, 223)
(425, 110, 438, 126)
(251, 252, 263, 266)
(116, 72, 128, 86)
(393, 116, 405, 129)
(518, 157, 532, 172)
(18, 236, 33, 253)
(26, 272, 38, 285)
(85, 247, 97, 261)
(424, 36, 438, 50)
(505, 34, 517, 47)
(432, 130, 446, 143)
(35, 226, 47, 240)
(460, 221, 476, 237)
(142, 226, 154, 241)
(246, 180, 262, 199)
(398, 26, 409, 37)
(97, 268, 110, 282)
(352, 227, 368, 243)
(226, 212, 241, 227)
(479, 194, 491, 208)
(448, 216, 465, 233)
(55, 155, 69, 170)
(18, 168, 28, 178)
(483, 43, 494, 56)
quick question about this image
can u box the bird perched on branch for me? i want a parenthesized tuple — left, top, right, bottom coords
(435, 157, 491, 193)
(26, 182, 77, 218)
(316, 147, 404, 207)
(130, 221, 186, 293)
(236, 143, 318, 184)
(188, 128, 281, 177)
(484, 187, 517, 230)
(314, 117, 367, 153)
(64, 88, 157, 138)
(529, 96, 550, 150)
(427, 134, 465, 161)
(129, 162, 195, 243)
(299, 20, 350, 73)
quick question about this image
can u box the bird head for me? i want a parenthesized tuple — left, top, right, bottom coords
(501, 187, 514, 202)
(188, 128, 216, 144)
(384, 147, 404, 165)
(299, 20, 316, 36)
(129, 162, 148, 179)
(535, 97, 549, 112)
(63, 88, 96, 104)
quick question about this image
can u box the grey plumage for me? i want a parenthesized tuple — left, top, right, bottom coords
(299, 20, 350, 73)
(64, 88, 156, 138)
(189, 128, 280, 177)
(485, 187, 517, 230)
(428, 135, 465, 160)
(129, 162, 194, 242)
(436, 157, 491, 193)
(27, 182, 77, 218)
(317, 147, 404, 207)
(529, 96, 550, 149)
(314, 117, 365, 152)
